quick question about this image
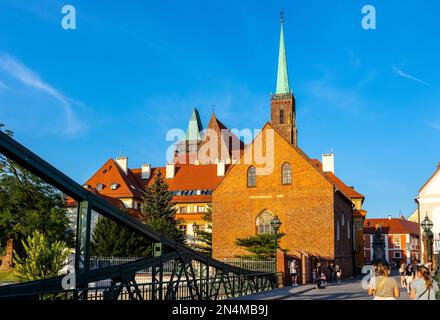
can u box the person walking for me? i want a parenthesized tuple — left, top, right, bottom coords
(405, 261, 415, 293)
(399, 262, 407, 288)
(368, 262, 400, 300)
(410, 266, 439, 300)
(290, 259, 299, 286)
(329, 263, 335, 283)
(335, 265, 342, 284)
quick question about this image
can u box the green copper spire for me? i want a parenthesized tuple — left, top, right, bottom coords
(276, 12, 290, 95)
(186, 108, 203, 141)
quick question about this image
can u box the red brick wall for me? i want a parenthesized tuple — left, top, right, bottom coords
(212, 125, 354, 279)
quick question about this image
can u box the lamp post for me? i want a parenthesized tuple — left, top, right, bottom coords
(270, 215, 282, 278)
(192, 222, 198, 250)
(421, 214, 434, 264)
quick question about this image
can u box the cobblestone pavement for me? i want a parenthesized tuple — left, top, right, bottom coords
(284, 275, 410, 300)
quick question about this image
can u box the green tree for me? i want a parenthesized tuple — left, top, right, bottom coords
(0, 125, 73, 256)
(141, 171, 185, 244)
(195, 205, 212, 255)
(13, 230, 69, 282)
(235, 233, 286, 259)
(90, 216, 152, 257)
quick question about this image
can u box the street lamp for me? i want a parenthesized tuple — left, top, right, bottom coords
(192, 222, 199, 249)
(421, 214, 434, 264)
(270, 215, 282, 277)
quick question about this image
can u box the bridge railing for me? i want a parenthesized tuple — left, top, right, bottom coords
(0, 130, 278, 300)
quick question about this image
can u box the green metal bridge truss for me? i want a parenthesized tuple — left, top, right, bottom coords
(0, 131, 276, 300)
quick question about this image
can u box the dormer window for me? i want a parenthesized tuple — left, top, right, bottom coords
(110, 183, 120, 190)
(96, 183, 105, 191)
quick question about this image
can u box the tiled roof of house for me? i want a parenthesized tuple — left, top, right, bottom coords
(132, 164, 226, 195)
(310, 159, 364, 200)
(76, 162, 226, 206)
(83, 158, 145, 199)
(363, 218, 420, 236)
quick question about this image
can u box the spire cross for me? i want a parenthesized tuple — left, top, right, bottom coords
(280, 9, 284, 23)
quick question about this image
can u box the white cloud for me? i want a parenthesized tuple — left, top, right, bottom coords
(392, 67, 430, 86)
(427, 122, 440, 131)
(0, 53, 83, 136)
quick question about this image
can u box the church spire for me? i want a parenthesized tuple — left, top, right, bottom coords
(276, 10, 290, 95)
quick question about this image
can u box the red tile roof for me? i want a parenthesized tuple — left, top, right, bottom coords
(310, 159, 364, 199)
(84, 158, 145, 199)
(133, 164, 226, 199)
(364, 218, 420, 236)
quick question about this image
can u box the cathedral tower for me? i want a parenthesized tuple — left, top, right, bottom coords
(270, 12, 297, 146)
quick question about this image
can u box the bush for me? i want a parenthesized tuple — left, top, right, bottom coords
(13, 230, 69, 282)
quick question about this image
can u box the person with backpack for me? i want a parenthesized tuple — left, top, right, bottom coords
(410, 266, 439, 300)
(368, 262, 400, 300)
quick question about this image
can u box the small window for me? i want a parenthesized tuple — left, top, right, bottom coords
(336, 220, 340, 241)
(281, 163, 292, 185)
(247, 166, 257, 187)
(197, 206, 205, 213)
(110, 183, 119, 190)
(179, 207, 187, 213)
(393, 237, 401, 249)
(280, 109, 284, 124)
(394, 251, 402, 258)
(96, 183, 104, 191)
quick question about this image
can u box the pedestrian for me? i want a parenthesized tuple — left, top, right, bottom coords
(368, 262, 400, 300)
(410, 266, 439, 300)
(424, 260, 433, 273)
(405, 261, 415, 293)
(335, 264, 342, 284)
(399, 262, 407, 288)
(290, 259, 299, 286)
(313, 262, 321, 286)
(328, 263, 335, 282)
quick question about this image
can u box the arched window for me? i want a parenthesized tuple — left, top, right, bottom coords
(247, 166, 257, 187)
(256, 210, 275, 235)
(279, 109, 284, 124)
(282, 162, 292, 185)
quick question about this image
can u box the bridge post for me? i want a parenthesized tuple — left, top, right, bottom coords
(75, 200, 92, 289)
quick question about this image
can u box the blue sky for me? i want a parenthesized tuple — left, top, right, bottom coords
(0, 0, 439, 218)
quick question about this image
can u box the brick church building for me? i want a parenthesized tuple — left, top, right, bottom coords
(211, 15, 366, 282)
(65, 14, 366, 283)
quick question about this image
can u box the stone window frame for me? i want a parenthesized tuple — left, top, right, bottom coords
(281, 162, 292, 185)
(256, 210, 276, 235)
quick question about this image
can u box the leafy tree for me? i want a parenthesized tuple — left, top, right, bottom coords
(235, 233, 286, 259)
(0, 125, 73, 256)
(13, 230, 69, 282)
(141, 171, 185, 244)
(90, 216, 152, 257)
(195, 205, 212, 255)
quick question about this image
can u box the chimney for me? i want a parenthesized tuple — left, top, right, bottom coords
(322, 153, 334, 173)
(141, 164, 151, 180)
(166, 163, 175, 179)
(217, 161, 226, 177)
(115, 156, 128, 175)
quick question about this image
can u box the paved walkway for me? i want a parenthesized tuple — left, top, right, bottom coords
(285, 275, 410, 300)
(232, 284, 315, 300)
(234, 273, 411, 300)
